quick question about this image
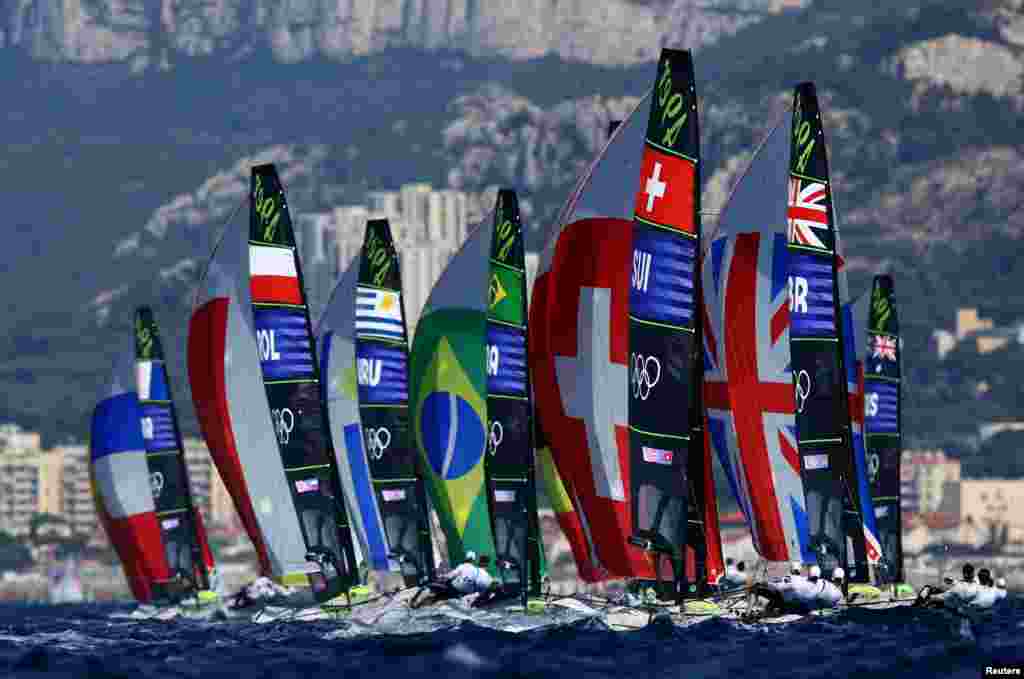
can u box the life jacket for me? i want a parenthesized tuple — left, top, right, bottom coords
(448, 563, 494, 594)
(814, 580, 843, 608)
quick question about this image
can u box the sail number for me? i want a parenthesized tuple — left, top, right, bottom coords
(140, 416, 154, 440)
(135, 317, 154, 358)
(357, 358, 382, 387)
(871, 286, 892, 329)
(257, 329, 281, 362)
(794, 119, 815, 174)
(788, 275, 808, 314)
(364, 229, 393, 287)
(253, 173, 282, 241)
(656, 59, 688, 148)
(865, 392, 879, 417)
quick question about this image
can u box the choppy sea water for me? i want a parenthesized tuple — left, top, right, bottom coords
(0, 598, 1022, 679)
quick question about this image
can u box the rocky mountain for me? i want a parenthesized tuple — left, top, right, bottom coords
(2, 0, 1023, 453)
(0, 0, 799, 68)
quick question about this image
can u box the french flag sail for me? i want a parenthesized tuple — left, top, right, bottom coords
(247, 164, 359, 602)
(134, 306, 218, 596)
(626, 48, 723, 597)
(318, 218, 437, 588)
(90, 333, 171, 602)
(187, 192, 311, 586)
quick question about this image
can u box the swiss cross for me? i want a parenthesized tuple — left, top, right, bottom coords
(555, 286, 627, 501)
(643, 162, 667, 212)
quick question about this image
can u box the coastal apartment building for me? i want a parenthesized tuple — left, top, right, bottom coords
(0, 424, 237, 540)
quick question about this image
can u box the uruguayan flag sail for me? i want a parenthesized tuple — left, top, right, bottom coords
(356, 288, 404, 340)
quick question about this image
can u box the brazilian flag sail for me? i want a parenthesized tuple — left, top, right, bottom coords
(410, 205, 497, 571)
(247, 164, 359, 601)
(484, 189, 546, 595)
(864, 274, 903, 583)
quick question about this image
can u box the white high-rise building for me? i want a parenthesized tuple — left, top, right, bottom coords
(401, 183, 432, 240)
(366, 191, 400, 220)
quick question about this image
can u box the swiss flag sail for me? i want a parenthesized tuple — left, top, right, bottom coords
(530, 72, 657, 579)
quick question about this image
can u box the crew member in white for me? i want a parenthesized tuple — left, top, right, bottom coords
(814, 567, 845, 608)
(410, 551, 495, 608)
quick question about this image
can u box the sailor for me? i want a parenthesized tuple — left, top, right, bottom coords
(721, 559, 747, 589)
(750, 562, 815, 616)
(967, 568, 1004, 611)
(915, 563, 980, 608)
(410, 551, 496, 609)
(815, 567, 845, 608)
(995, 577, 1008, 602)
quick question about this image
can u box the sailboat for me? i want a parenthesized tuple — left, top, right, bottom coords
(531, 48, 725, 596)
(318, 218, 437, 593)
(133, 306, 221, 607)
(91, 321, 215, 616)
(624, 48, 724, 602)
(246, 164, 360, 603)
(188, 165, 360, 615)
(482, 189, 546, 605)
(409, 189, 548, 604)
(862, 274, 908, 595)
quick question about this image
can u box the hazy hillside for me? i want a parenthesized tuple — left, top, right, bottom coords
(1, 0, 1022, 456)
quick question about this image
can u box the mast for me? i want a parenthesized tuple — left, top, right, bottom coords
(786, 83, 865, 582)
(134, 306, 211, 594)
(248, 164, 359, 601)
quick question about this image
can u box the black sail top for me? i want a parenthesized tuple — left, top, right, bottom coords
(248, 163, 359, 601)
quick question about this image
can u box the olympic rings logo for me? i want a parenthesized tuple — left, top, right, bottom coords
(631, 353, 662, 401)
(365, 427, 391, 460)
(868, 452, 880, 484)
(150, 471, 165, 498)
(795, 369, 812, 414)
(488, 420, 504, 456)
(271, 408, 295, 445)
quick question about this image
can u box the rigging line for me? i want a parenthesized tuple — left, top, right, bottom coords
(190, 196, 246, 310)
